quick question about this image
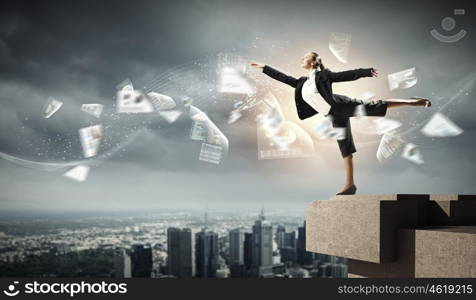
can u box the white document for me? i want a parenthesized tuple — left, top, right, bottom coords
(329, 32, 351, 64)
(42, 97, 63, 118)
(312, 116, 346, 140)
(376, 132, 404, 162)
(387, 67, 417, 91)
(81, 104, 104, 118)
(190, 120, 208, 141)
(158, 110, 182, 123)
(218, 67, 255, 94)
(116, 79, 154, 113)
(189, 106, 229, 152)
(63, 165, 90, 182)
(199, 143, 223, 164)
(147, 92, 177, 110)
(421, 113, 463, 137)
(79, 124, 102, 158)
(373, 118, 402, 135)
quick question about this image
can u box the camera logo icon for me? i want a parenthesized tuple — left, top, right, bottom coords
(3, 281, 20, 297)
(431, 9, 467, 43)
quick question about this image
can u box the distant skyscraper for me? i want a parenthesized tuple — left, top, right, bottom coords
(279, 246, 296, 263)
(195, 229, 219, 278)
(114, 249, 131, 278)
(251, 208, 273, 268)
(229, 228, 245, 265)
(282, 231, 296, 249)
(297, 221, 313, 266)
(275, 225, 286, 248)
(244, 232, 253, 271)
(167, 227, 194, 278)
(131, 244, 152, 278)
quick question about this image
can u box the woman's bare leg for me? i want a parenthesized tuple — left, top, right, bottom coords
(386, 98, 431, 108)
(341, 154, 354, 192)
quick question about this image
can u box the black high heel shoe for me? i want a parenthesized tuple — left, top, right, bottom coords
(336, 184, 357, 195)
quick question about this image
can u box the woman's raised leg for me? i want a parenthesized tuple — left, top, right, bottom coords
(386, 97, 431, 108)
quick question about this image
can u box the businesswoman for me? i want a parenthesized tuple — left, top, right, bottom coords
(251, 52, 431, 195)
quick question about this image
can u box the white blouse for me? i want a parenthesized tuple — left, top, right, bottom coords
(301, 69, 331, 116)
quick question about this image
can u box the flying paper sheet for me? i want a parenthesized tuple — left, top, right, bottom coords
(329, 32, 351, 64)
(256, 107, 284, 137)
(257, 94, 314, 160)
(327, 127, 347, 141)
(63, 165, 90, 182)
(387, 67, 417, 91)
(81, 104, 104, 118)
(190, 120, 208, 141)
(218, 67, 255, 94)
(376, 132, 404, 162)
(421, 113, 463, 137)
(199, 143, 223, 164)
(79, 124, 102, 158)
(147, 92, 177, 110)
(401, 143, 424, 165)
(116, 79, 154, 113)
(42, 97, 63, 118)
(189, 106, 229, 152)
(373, 118, 402, 135)
(158, 110, 182, 123)
(258, 122, 314, 160)
(270, 130, 297, 151)
(312, 116, 347, 141)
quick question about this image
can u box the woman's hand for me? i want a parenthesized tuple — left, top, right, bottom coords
(371, 68, 379, 77)
(251, 62, 265, 69)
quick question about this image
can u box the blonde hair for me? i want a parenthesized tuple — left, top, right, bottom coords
(311, 52, 325, 71)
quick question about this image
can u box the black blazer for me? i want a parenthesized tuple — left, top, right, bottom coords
(262, 65, 374, 120)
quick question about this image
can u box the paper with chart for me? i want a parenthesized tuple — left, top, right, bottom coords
(189, 106, 229, 152)
(79, 124, 102, 158)
(198, 143, 223, 164)
(116, 79, 154, 113)
(376, 132, 404, 162)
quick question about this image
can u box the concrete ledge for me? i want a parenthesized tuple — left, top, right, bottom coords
(306, 194, 428, 263)
(306, 194, 476, 278)
(348, 226, 476, 278)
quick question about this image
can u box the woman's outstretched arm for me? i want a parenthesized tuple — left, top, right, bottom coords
(329, 67, 378, 82)
(251, 63, 298, 88)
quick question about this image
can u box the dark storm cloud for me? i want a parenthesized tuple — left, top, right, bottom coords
(0, 0, 475, 214)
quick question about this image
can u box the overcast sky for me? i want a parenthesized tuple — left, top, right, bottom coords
(0, 0, 475, 216)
